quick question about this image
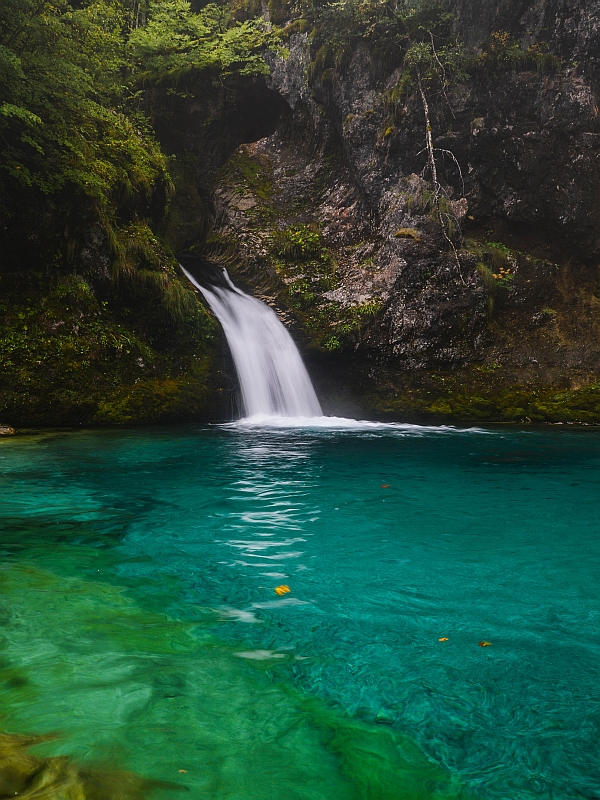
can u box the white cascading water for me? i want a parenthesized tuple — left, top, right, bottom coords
(181, 266, 322, 420)
(181, 264, 481, 432)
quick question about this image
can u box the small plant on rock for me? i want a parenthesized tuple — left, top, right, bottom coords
(271, 224, 323, 260)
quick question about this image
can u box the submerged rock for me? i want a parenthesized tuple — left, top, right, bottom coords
(0, 732, 178, 799)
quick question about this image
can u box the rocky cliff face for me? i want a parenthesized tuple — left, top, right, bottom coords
(197, 0, 600, 422)
(2, 1, 598, 428)
(453, 0, 600, 67)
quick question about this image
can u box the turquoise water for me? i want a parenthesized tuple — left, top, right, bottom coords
(0, 423, 599, 798)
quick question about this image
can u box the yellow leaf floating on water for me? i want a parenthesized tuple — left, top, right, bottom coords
(274, 585, 290, 596)
(178, 770, 187, 774)
(479, 641, 492, 647)
(381, 484, 390, 489)
(439, 637, 449, 642)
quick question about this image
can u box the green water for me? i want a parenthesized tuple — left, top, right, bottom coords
(0, 423, 599, 799)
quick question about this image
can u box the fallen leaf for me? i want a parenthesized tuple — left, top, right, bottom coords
(439, 637, 449, 642)
(274, 585, 290, 596)
(381, 484, 390, 489)
(478, 641, 492, 647)
(178, 770, 187, 773)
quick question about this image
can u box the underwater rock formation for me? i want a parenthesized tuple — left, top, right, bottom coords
(0, 732, 177, 799)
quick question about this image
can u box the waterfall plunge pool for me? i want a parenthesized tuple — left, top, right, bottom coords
(0, 423, 599, 799)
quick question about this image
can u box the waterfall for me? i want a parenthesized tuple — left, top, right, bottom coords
(181, 265, 322, 421)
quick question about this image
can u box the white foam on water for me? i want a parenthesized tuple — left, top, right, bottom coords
(227, 414, 488, 434)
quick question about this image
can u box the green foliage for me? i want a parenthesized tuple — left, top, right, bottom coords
(464, 30, 561, 75)
(0, 0, 277, 220)
(485, 242, 514, 286)
(383, 37, 468, 136)
(271, 224, 323, 260)
(0, 0, 285, 378)
(407, 189, 459, 241)
(129, 0, 279, 83)
(475, 263, 496, 314)
(0, 0, 169, 218)
(470, 240, 516, 293)
(0, 272, 217, 425)
(304, 300, 382, 350)
(385, 69, 414, 113)
(304, 0, 454, 83)
(0, 0, 278, 269)
(111, 222, 201, 323)
(215, 141, 385, 355)
(268, 225, 337, 316)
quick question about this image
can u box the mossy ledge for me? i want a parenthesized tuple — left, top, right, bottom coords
(359, 371, 600, 425)
(0, 272, 228, 427)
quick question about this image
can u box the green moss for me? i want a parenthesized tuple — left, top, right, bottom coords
(271, 224, 323, 260)
(394, 227, 421, 242)
(368, 378, 600, 424)
(270, 238, 382, 352)
(301, 301, 382, 351)
(95, 361, 212, 424)
(0, 273, 219, 427)
(220, 145, 275, 202)
(215, 144, 385, 356)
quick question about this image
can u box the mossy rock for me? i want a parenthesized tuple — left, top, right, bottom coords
(0, 272, 219, 427)
(367, 380, 600, 424)
(95, 362, 213, 424)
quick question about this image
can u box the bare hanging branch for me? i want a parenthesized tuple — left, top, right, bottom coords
(416, 68, 439, 198)
(416, 146, 465, 197)
(428, 30, 455, 119)
(413, 59, 466, 284)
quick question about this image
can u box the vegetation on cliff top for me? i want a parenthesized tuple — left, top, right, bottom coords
(0, 0, 278, 250)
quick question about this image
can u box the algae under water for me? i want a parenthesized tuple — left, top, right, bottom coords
(0, 423, 599, 799)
